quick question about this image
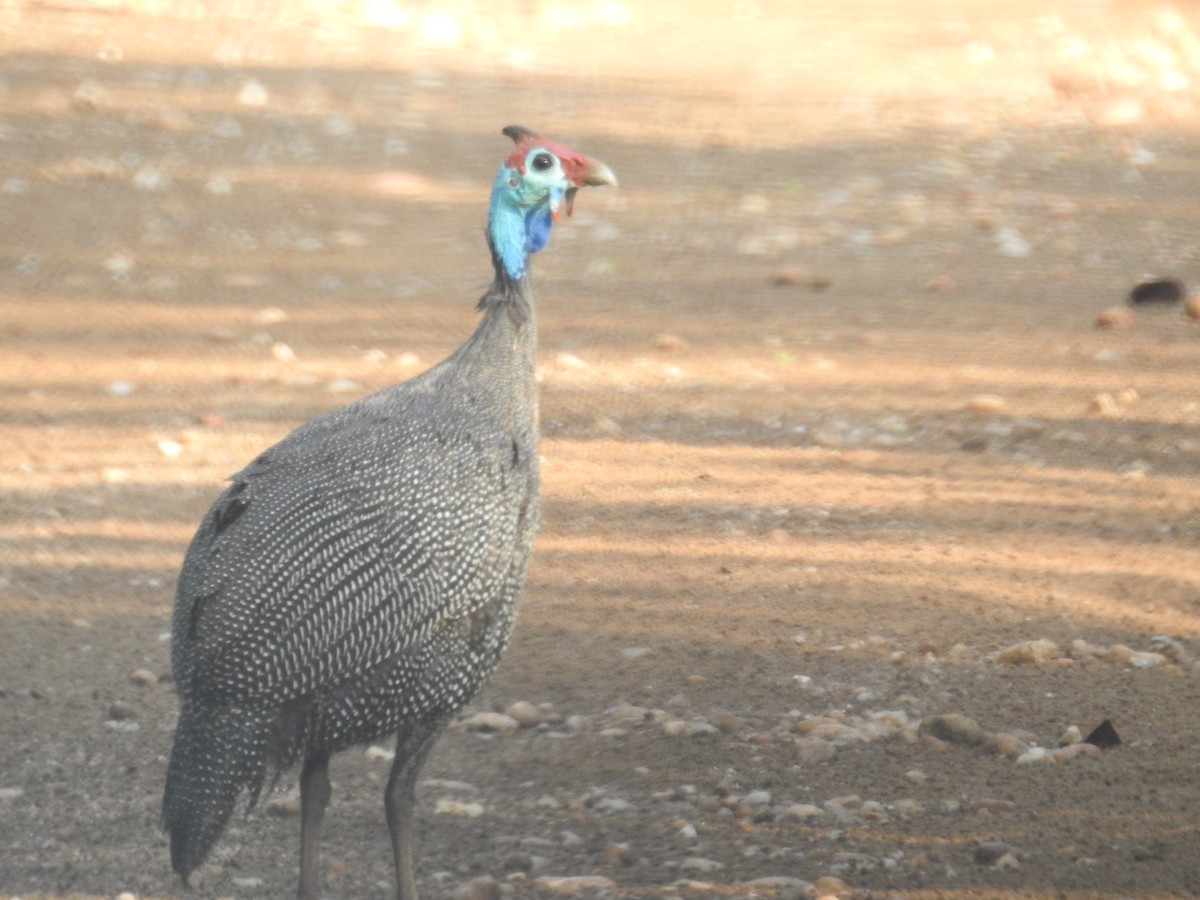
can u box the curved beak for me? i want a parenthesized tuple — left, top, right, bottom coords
(576, 156, 618, 188)
(563, 154, 616, 217)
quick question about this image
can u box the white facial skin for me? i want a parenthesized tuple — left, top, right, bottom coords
(503, 148, 570, 214)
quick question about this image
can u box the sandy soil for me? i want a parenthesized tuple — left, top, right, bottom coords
(3, 1, 1200, 897)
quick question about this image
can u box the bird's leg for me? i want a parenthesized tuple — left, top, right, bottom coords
(297, 753, 331, 900)
(384, 763, 418, 900)
(385, 724, 444, 900)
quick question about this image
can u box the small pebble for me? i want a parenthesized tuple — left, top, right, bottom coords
(103, 252, 135, 276)
(255, 306, 289, 324)
(1148, 635, 1189, 663)
(771, 264, 812, 286)
(1054, 742, 1101, 762)
(1070, 639, 1107, 658)
(709, 710, 741, 734)
(73, 80, 111, 111)
(743, 790, 773, 807)
(976, 797, 1017, 811)
(1016, 746, 1051, 765)
(533, 876, 617, 895)
(554, 352, 589, 370)
(985, 732, 1028, 760)
(974, 841, 1015, 866)
(453, 875, 500, 900)
(918, 733, 951, 753)
(237, 78, 270, 107)
(860, 800, 886, 820)
(595, 797, 631, 813)
(505, 700, 542, 728)
(270, 342, 296, 362)
(606, 702, 664, 727)
(813, 874, 855, 896)
(132, 165, 168, 191)
(784, 803, 824, 821)
(129, 669, 157, 687)
(433, 799, 484, 818)
(503, 852, 533, 872)
(1128, 278, 1184, 305)
(462, 712, 519, 733)
(680, 857, 723, 873)
(997, 639, 1060, 665)
(107, 701, 138, 722)
(1095, 306, 1136, 330)
(918, 714, 986, 746)
(792, 738, 837, 763)
(662, 719, 718, 738)
(1184, 294, 1200, 319)
(744, 876, 812, 891)
(995, 226, 1031, 258)
(266, 796, 300, 817)
(962, 393, 1006, 414)
(1113, 647, 1169, 668)
(823, 800, 856, 825)
(1087, 392, 1122, 419)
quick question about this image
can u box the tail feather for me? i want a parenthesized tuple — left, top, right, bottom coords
(162, 704, 273, 881)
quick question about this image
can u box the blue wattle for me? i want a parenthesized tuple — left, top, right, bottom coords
(525, 207, 552, 254)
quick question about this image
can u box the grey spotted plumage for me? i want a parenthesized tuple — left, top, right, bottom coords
(162, 126, 616, 900)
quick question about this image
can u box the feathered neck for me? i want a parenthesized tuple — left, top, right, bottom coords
(477, 235, 531, 320)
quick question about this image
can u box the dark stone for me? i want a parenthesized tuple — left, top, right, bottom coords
(1128, 278, 1184, 305)
(1084, 718, 1121, 748)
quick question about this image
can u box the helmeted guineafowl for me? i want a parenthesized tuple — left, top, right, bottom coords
(162, 125, 616, 900)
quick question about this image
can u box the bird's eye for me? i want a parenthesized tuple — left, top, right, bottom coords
(531, 152, 554, 172)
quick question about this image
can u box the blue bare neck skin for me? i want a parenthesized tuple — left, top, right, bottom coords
(487, 165, 564, 284)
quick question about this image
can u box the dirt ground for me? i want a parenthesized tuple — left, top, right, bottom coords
(3, 1, 1200, 897)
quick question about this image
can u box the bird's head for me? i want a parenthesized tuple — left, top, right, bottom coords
(488, 125, 617, 280)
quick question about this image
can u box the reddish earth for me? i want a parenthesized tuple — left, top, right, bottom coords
(2, 2, 1200, 897)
